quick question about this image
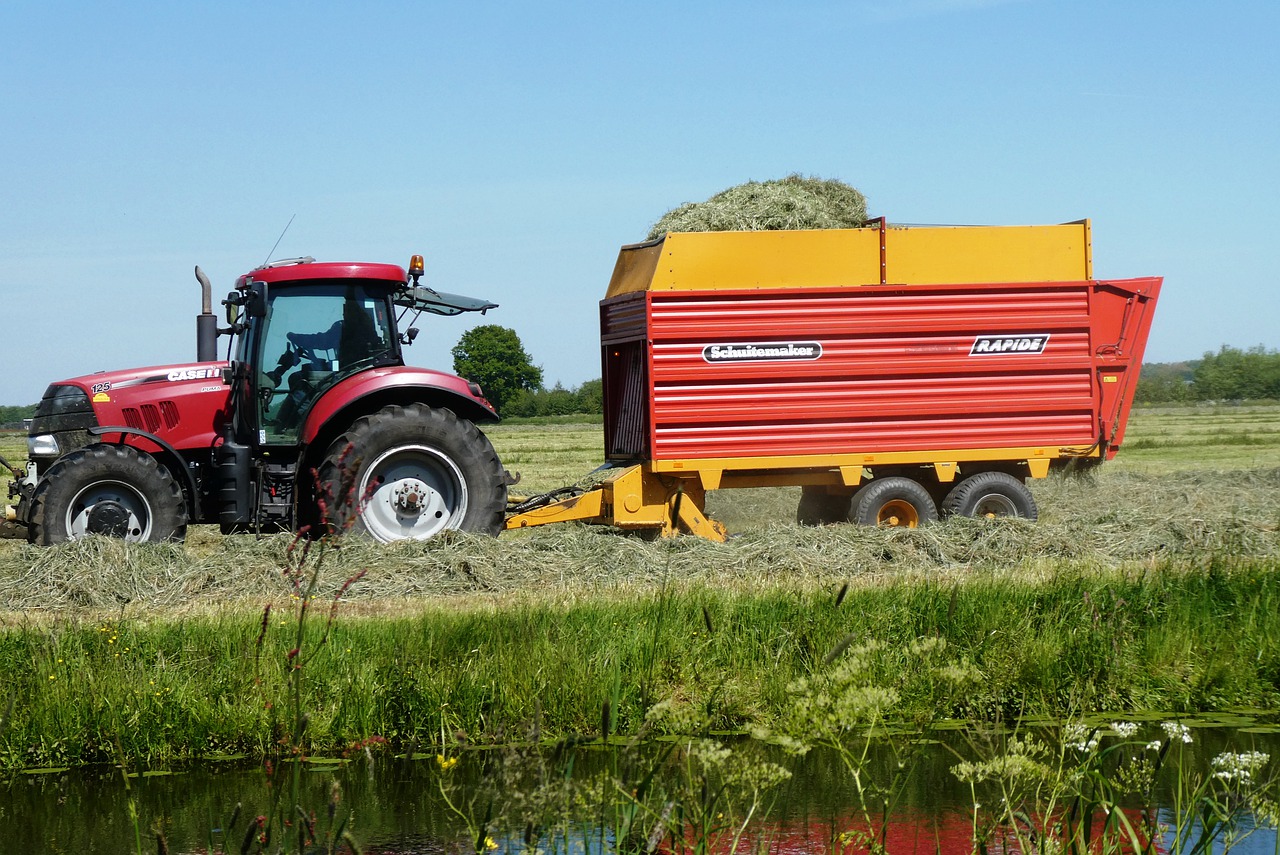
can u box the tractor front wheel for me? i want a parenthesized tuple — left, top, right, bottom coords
(850, 477, 938, 528)
(317, 403, 506, 542)
(30, 444, 187, 545)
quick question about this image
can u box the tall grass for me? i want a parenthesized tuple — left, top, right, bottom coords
(4, 556, 1280, 770)
(1, 408, 1278, 770)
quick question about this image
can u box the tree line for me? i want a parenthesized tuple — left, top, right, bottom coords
(0, 405, 35, 429)
(1136, 345, 1280, 404)
(452, 325, 603, 417)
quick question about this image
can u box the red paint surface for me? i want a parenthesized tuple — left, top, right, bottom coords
(300, 365, 495, 444)
(67, 361, 232, 452)
(603, 277, 1160, 463)
(238, 261, 407, 286)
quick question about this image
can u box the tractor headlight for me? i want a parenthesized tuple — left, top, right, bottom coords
(28, 434, 59, 457)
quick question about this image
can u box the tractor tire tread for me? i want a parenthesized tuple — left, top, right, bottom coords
(316, 403, 506, 540)
(849, 476, 939, 527)
(941, 470, 1038, 520)
(30, 444, 187, 545)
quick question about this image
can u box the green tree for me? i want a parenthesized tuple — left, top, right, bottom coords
(1134, 362, 1194, 404)
(542, 382, 577, 416)
(497, 378, 604, 418)
(1193, 345, 1280, 401)
(575, 378, 603, 414)
(451, 325, 543, 414)
(502, 388, 540, 418)
(0, 404, 37, 429)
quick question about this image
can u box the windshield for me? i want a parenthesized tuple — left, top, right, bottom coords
(254, 282, 396, 444)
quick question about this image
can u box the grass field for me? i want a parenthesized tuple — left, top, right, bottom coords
(1, 406, 1278, 767)
(1, 404, 1278, 591)
(1114, 404, 1280, 473)
(5, 561, 1280, 769)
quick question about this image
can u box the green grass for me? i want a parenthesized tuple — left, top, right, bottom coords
(1113, 405, 1280, 474)
(489, 422, 605, 494)
(2, 557, 1280, 769)
(0, 429, 23, 486)
(1, 407, 1279, 769)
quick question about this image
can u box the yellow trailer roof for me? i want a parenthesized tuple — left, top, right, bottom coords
(605, 220, 1093, 298)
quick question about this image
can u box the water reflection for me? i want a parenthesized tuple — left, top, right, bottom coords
(2, 726, 1277, 854)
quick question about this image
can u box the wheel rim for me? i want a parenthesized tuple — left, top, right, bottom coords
(876, 499, 920, 528)
(66, 480, 153, 542)
(971, 492, 1019, 519)
(358, 444, 468, 542)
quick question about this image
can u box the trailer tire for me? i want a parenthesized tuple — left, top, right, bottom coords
(941, 471, 1038, 521)
(850, 477, 937, 528)
(797, 486, 852, 526)
(30, 444, 187, 545)
(318, 403, 506, 542)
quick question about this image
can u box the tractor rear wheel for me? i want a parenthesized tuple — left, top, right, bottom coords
(850, 477, 938, 528)
(318, 403, 506, 542)
(942, 471, 1038, 520)
(30, 444, 187, 545)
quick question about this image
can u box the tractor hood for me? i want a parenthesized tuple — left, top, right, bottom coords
(32, 361, 232, 452)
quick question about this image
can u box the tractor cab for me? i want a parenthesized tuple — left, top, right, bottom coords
(204, 256, 506, 540)
(242, 280, 399, 444)
(224, 257, 497, 447)
(224, 259, 406, 447)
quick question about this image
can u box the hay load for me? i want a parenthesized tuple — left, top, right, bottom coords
(646, 174, 868, 241)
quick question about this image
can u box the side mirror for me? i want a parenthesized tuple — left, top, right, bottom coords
(246, 282, 268, 318)
(223, 291, 241, 326)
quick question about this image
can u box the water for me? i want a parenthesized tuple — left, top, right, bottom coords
(3, 726, 1278, 854)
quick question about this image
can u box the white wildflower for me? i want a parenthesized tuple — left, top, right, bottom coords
(1161, 721, 1193, 744)
(689, 739, 733, 768)
(1064, 723, 1099, 753)
(1212, 751, 1269, 784)
(1146, 740, 1163, 752)
(1111, 721, 1139, 738)
(908, 636, 946, 657)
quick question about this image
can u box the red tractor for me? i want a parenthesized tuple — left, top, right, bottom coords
(5, 255, 509, 544)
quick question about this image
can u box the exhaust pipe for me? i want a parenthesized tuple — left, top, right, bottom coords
(195, 265, 218, 362)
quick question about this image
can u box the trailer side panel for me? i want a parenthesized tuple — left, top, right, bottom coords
(603, 277, 1160, 465)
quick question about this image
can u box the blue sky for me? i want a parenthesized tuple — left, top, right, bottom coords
(1, 0, 1276, 405)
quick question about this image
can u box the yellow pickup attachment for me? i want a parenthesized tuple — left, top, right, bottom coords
(505, 465, 727, 542)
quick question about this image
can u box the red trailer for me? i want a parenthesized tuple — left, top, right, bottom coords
(508, 219, 1161, 540)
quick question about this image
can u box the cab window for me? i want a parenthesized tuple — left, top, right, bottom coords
(254, 283, 394, 443)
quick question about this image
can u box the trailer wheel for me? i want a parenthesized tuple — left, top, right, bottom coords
(318, 403, 506, 542)
(30, 444, 187, 545)
(850, 477, 938, 528)
(797, 486, 853, 526)
(942, 471, 1038, 521)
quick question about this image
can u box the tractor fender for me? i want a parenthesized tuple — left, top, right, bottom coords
(85, 426, 203, 519)
(299, 365, 499, 449)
